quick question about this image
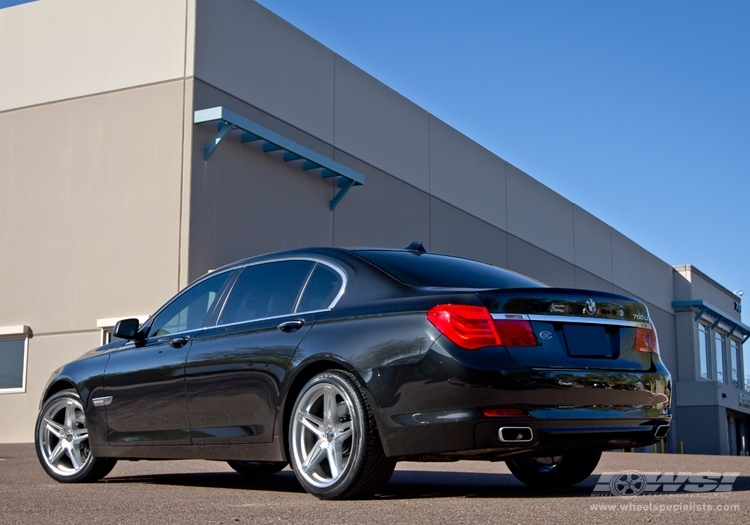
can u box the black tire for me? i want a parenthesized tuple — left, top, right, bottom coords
(35, 389, 117, 483)
(227, 461, 287, 476)
(288, 370, 396, 499)
(506, 450, 602, 488)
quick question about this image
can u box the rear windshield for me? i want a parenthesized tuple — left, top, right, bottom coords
(353, 250, 546, 289)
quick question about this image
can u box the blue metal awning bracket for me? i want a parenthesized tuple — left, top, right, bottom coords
(695, 306, 707, 322)
(329, 179, 355, 211)
(194, 106, 364, 210)
(204, 121, 235, 161)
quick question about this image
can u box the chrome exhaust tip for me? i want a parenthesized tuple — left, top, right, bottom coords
(499, 426, 533, 442)
(654, 424, 670, 439)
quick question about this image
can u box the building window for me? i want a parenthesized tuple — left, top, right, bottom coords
(698, 323, 711, 380)
(730, 338, 741, 389)
(0, 326, 29, 393)
(716, 332, 727, 384)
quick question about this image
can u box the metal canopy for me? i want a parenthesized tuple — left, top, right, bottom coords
(672, 300, 750, 344)
(194, 106, 364, 210)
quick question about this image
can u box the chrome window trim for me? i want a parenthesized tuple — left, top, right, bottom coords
(493, 313, 651, 329)
(143, 256, 347, 341)
(123, 308, 336, 346)
(293, 262, 318, 314)
(212, 309, 331, 330)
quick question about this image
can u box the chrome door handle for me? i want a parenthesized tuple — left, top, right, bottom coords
(278, 320, 305, 333)
(170, 336, 190, 348)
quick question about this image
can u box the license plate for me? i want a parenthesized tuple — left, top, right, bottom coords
(563, 324, 613, 358)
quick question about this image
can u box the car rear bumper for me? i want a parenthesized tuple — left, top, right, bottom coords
(367, 342, 671, 458)
(383, 411, 671, 459)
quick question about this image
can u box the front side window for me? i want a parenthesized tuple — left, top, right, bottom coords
(716, 332, 726, 384)
(731, 339, 740, 389)
(218, 260, 314, 325)
(149, 271, 233, 337)
(0, 337, 27, 392)
(698, 323, 710, 380)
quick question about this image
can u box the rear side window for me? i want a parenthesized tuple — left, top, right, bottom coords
(353, 250, 545, 289)
(219, 260, 314, 324)
(296, 263, 343, 312)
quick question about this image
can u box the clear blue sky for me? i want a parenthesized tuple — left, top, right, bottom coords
(2, 0, 747, 320)
(255, 0, 749, 321)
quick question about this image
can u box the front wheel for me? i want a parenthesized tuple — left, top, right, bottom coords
(506, 450, 602, 488)
(288, 370, 395, 499)
(35, 389, 117, 483)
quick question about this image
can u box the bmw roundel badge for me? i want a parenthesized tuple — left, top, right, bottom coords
(585, 298, 597, 315)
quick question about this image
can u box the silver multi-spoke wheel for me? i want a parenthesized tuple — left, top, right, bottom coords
(291, 381, 355, 488)
(34, 389, 117, 483)
(38, 396, 92, 476)
(288, 370, 396, 499)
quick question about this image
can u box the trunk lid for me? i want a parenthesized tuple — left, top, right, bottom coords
(478, 288, 654, 371)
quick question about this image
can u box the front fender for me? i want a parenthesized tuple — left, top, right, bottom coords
(40, 352, 111, 448)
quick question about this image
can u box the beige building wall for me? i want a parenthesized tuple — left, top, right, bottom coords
(0, 0, 196, 442)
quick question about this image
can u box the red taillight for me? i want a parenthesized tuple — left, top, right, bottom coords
(427, 304, 500, 350)
(482, 408, 527, 417)
(427, 305, 538, 350)
(494, 319, 538, 347)
(635, 323, 660, 354)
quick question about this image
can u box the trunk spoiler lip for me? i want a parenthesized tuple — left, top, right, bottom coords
(492, 312, 652, 329)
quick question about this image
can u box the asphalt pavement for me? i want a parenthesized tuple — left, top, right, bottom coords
(1, 443, 749, 525)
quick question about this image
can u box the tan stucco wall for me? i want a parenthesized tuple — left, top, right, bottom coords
(0, 82, 188, 333)
(0, 0, 197, 442)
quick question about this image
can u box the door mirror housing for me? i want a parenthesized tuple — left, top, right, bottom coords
(113, 318, 142, 340)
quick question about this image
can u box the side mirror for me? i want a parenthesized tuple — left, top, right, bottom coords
(112, 318, 142, 340)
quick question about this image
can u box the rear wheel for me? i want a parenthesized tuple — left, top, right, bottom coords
(288, 370, 395, 499)
(35, 389, 117, 483)
(227, 461, 287, 476)
(506, 450, 601, 488)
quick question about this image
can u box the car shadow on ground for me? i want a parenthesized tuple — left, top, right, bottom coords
(102, 469, 750, 499)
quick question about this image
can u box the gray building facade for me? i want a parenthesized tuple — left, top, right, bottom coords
(0, 0, 747, 455)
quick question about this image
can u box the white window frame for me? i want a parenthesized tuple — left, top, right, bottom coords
(698, 322, 711, 380)
(715, 330, 727, 384)
(0, 325, 30, 394)
(730, 337, 741, 389)
(97, 316, 149, 346)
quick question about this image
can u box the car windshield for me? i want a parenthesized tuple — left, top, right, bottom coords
(352, 250, 546, 289)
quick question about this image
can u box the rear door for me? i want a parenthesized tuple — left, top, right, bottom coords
(185, 259, 345, 444)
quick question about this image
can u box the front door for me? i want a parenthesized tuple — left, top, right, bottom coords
(103, 269, 235, 445)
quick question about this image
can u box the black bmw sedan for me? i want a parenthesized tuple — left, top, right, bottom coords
(34, 244, 671, 499)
